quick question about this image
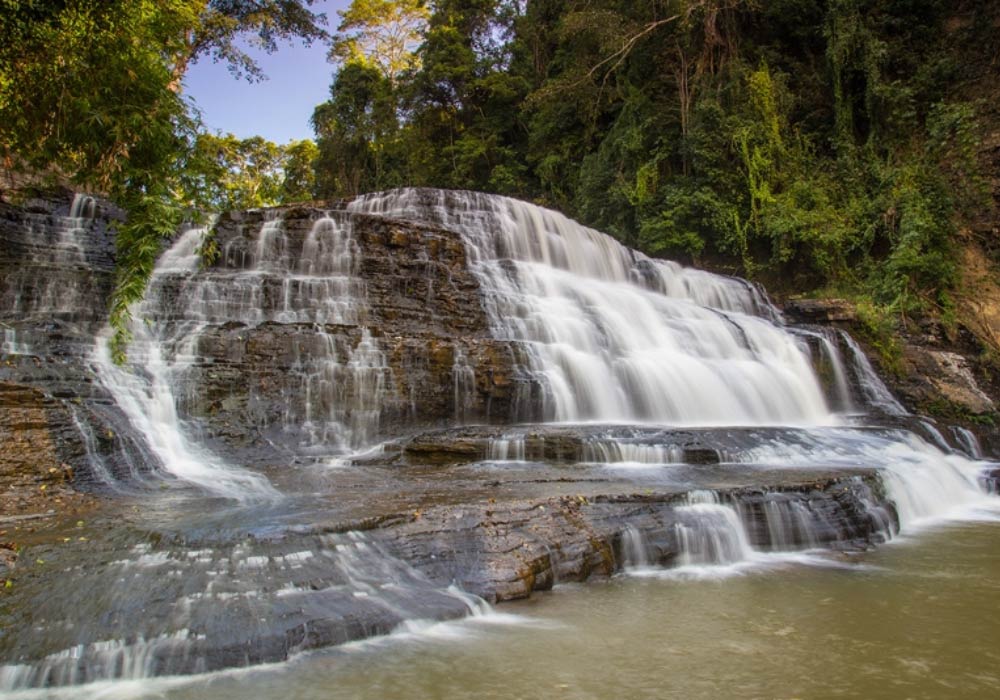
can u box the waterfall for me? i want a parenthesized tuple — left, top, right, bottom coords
(951, 426, 983, 459)
(734, 427, 993, 529)
(1, 193, 106, 358)
(5, 187, 998, 689)
(349, 190, 831, 426)
(94, 211, 393, 498)
(452, 347, 476, 423)
(793, 326, 855, 412)
(487, 435, 527, 461)
(674, 491, 757, 566)
(0, 531, 496, 689)
(580, 439, 684, 465)
(838, 330, 908, 416)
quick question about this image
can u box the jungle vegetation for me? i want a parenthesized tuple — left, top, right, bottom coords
(1, 1, 997, 357)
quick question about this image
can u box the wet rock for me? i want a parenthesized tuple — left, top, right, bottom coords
(361, 471, 896, 602)
(783, 298, 857, 323)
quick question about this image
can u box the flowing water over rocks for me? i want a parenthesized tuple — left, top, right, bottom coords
(1, 187, 998, 692)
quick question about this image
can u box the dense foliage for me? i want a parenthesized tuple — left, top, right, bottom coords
(1, 0, 996, 360)
(314, 0, 997, 318)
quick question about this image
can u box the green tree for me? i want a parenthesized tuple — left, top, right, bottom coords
(331, 0, 430, 83)
(280, 139, 320, 202)
(182, 133, 286, 211)
(313, 61, 402, 197)
(404, 0, 530, 191)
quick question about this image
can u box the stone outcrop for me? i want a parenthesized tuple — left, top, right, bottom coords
(0, 189, 120, 543)
(361, 472, 895, 603)
(167, 207, 537, 459)
(781, 296, 1000, 442)
(0, 458, 898, 681)
(906, 348, 995, 414)
(783, 298, 858, 324)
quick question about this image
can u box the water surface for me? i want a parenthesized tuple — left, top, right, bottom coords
(22, 517, 996, 700)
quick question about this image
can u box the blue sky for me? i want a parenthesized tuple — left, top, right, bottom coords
(182, 1, 350, 145)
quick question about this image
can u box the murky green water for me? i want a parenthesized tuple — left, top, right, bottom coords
(26, 517, 997, 700)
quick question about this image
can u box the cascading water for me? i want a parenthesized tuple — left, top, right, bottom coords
(1, 193, 107, 356)
(349, 190, 830, 425)
(452, 347, 476, 423)
(0, 531, 494, 689)
(93, 226, 278, 501)
(793, 326, 854, 412)
(838, 330, 908, 416)
(674, 491, 757, 567)
(952, 425, 983, 459)
(94, 211, 397, 498)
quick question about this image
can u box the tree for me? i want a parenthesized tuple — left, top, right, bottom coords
(403, 0, 530, 191)
(280, 139, 320, 202)
(181, 133, 286, 211)
(330, 0, 430, 83)
(180, 0, 329, 82)
(312, 62, 401, 197)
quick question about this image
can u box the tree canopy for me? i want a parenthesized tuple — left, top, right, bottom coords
(311, 0, 997, 323)
(2, 0, 997, 359)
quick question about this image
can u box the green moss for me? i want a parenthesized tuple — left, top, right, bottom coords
(855, 300, 905, 377)
(923, 398, 997, 427)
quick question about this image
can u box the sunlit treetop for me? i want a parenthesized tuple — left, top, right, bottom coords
(330, 0, 430, 82)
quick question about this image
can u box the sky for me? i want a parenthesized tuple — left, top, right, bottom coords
(182, 1, 350, 145)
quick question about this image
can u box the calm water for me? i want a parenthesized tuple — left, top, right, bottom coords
(15, 516, 999, 700)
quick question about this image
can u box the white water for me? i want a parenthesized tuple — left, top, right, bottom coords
(9, 194, 93, 320)
(621, 489, 874, 581)
(580, 439, 685, 465)
(734, 428, 998, 530)
(486, 436, 526, 461)
(1, 327, 31, 355)
(839, 330, 908, 416)
(452, 347, 476, 423)
(349, 190, 831, 425)
(0, 532, 503, 690)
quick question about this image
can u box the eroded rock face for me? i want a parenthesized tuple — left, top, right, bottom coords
(783, 298, 858, 324)
(0, 189, 122, 533)
(908, 349, 995, 414)
(782, 295, 1000, 443)
(0, 459, 900, 682)
(0, 187, 995, 687)
(0, 384, 77, 513)
(365, 473, 896, 603)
